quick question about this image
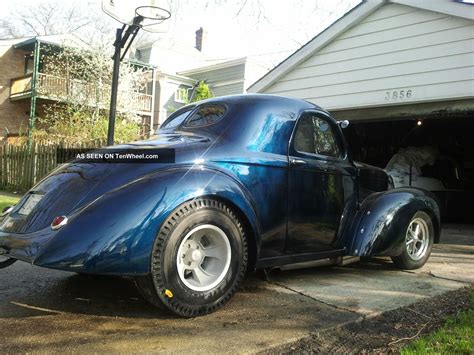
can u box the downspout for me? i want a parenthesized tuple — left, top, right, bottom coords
(27, 40, 41, 149)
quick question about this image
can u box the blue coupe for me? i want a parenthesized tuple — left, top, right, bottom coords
(0, 94, 440, 317)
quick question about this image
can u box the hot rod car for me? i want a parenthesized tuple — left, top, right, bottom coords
(0, 94, 440, 317)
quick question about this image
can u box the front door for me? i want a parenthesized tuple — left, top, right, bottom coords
(286, 111, 356, 254)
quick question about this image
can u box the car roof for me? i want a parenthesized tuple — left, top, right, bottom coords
(160, 94, 331, 156)
(186, 93, 320, 116)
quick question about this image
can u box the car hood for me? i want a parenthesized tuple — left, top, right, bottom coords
(0, 132, 213, 234)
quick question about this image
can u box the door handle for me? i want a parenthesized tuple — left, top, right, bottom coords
(290, 158, 307, 166)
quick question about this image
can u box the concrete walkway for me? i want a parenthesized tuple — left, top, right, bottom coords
(0, 225, 472, 353)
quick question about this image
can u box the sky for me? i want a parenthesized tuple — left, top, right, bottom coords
(164, 0, 361, 65)
(0, 0, 361, 67)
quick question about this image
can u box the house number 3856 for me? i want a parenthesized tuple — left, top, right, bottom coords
(385, 89, 412, 101)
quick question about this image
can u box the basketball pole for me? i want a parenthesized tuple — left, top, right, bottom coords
(107, 27, 123, 146)
(107, 17, 142, 146)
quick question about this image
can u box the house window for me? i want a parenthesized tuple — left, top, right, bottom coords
(146, 81, 153, 95)
(25, 55, 34, 74)
(175, 87, 188, 103)
(138, 81, 154, 95)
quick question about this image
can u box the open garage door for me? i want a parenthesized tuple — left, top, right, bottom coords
(344, 114, 474, 222)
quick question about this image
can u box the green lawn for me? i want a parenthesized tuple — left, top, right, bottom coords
(0, 192, 20, 212)
(401, 292, 474, 354)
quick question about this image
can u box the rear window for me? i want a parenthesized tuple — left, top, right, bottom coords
(160, 108, 193, 130)
(184, 105, 226, 128)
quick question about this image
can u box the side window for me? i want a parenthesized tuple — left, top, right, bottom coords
(185, 105, 226, 128)
(294, 114, 341, 158)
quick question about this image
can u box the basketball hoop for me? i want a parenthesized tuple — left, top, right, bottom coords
(102, 0, 172, 145)
(102, 0, 171, 33)
(135, 6, 171, 31)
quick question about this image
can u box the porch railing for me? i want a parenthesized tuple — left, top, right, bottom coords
(10, 73, 152, 114)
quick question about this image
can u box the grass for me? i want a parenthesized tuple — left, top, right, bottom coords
(0, 191, 20, 212)
(401, 292, 474, 354)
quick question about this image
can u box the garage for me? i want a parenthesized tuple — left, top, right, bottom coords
(248, 0, 474, 222)
(343, 102, 474, 222)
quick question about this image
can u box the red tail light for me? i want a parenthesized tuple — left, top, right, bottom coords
(51, 216, 68, 230)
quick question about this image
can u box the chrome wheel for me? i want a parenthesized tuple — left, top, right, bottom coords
(405, 217, 429, 261)
(177, 224, 231, 292)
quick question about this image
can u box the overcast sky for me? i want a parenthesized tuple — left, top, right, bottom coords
(0, 0, 361, 66)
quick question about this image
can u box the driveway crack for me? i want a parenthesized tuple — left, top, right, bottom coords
(426, 272, 472, 284)
(268, 281, 360, 315)
(400, 270, 471, 284)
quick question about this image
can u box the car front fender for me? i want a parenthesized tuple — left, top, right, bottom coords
(33, 165, 260, 275)
(342, 188, 440, 257)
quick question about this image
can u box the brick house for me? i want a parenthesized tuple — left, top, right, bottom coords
(0, 34, 155, 144)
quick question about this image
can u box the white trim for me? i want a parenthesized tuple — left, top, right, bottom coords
(160, 72, 196, 85)
(392, 0, 474, 21)
(248, 0, 473, 93)
(178, 57, 247, 76)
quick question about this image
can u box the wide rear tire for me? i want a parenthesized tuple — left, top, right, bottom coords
(391, 211, 434, 270)
(0, 257, 17, 269)
(135, 198, 248, 317)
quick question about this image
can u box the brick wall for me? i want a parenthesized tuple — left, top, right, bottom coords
(0, 44, 30, 143)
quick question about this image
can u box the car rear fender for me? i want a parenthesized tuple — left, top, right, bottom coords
(342, 188, 440, 257)
(33, 165, 260, 275)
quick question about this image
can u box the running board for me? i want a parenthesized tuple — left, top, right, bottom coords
(280, 258, 338, 271)
(256, 249, 345, 269)
(277, 256, 360, 271)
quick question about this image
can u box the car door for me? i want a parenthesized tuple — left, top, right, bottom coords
(286, 111, 357, 254)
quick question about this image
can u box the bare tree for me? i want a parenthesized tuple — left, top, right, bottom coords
(0, 1, 114, 44)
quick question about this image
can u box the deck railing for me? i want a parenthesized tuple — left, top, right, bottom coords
(10, 73, 152, 114)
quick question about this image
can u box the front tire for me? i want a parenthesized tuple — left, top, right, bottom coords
(135, 198, 248, 317)
(391, 211, 434, 270)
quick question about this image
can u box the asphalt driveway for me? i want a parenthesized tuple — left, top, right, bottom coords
(0, 225, 472, 353)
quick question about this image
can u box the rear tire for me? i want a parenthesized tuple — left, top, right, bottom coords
(0, 257, 16, 269)
(391, 211, 434, 270)
(135, 198, 248, 317)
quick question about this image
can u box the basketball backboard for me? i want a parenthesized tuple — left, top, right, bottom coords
(102, 0, 171, 33)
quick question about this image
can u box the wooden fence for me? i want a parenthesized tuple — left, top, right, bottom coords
(0, 141, 105, 192)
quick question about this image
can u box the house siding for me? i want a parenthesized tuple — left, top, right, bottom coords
(211, 81, 245, 97)
(264, 3, 474, 111)
(186, 63, 246, 94)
